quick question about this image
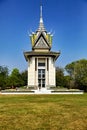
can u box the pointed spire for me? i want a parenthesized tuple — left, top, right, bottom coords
(37, 5, 46, 32)
(40, 5, 42, 17)
(40, 5, 43, 23)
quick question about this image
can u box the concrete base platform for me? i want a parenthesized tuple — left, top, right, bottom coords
(0, 89, 84, 94)
(33, 89, 52, 94)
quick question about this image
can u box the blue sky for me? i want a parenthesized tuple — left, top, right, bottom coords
(0, 0, 87, 73)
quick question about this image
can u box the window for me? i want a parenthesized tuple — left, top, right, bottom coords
(38, 63, 45, 66)
(38, 69, 45, 79)
(38, 69, 45, 88)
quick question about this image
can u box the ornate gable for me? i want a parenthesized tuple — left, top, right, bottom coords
(34, 36, 49, 49)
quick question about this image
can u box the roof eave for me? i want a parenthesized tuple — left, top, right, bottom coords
(23, 51, 61, 61)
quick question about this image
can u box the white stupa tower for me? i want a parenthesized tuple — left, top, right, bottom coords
(24, 5, 60, 89)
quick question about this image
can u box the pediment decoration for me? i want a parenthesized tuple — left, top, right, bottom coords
(34, 36, 49, 49)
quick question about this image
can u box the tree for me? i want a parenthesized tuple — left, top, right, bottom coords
(64, 75, 72, 89)
(10, 68, 24, 88)
(20, 70, 27, 86)
(56, 67, 65, 87)
(0, 66, 9, 89)
(65, 59, 87, 91)
(0, 66, 27, 90)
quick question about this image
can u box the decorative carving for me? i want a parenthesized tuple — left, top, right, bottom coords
(35, 37, 49, 48)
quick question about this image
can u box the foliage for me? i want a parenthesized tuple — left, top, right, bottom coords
(63, 75, 71, 89)
(21, 70, 27, 86)
(9, 68, 23, 87)
(0, 66, 27, 90)
(56, 67, 71, 89)
(56, 67, 65, 87)
(0, 66, 9, 90)
(65, 59, 87, 91)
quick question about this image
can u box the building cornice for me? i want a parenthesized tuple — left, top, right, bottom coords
(24, 51, 60, 61)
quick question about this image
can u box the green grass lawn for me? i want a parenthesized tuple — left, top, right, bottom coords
(0, 94, 87, 130)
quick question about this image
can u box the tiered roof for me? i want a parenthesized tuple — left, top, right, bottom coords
(24, 5, 60, 61)
(29, 6, 53, 50)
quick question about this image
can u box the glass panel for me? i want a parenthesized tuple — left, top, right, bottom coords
(38, 69, 41, 74)
(38, 79, 41, 87)
(38, 74, 41, 79)
(38, 69, 41, 79)
(38, 63, 45, 66)
(42, 69, 45, 74)
(42, 79, 45, 87)
(42, 74, 45, 78)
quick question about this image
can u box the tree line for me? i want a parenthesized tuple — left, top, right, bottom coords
(56, 59, 87, 92)
(0, 59, 87, 92)
(0, 67, 27, 90)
